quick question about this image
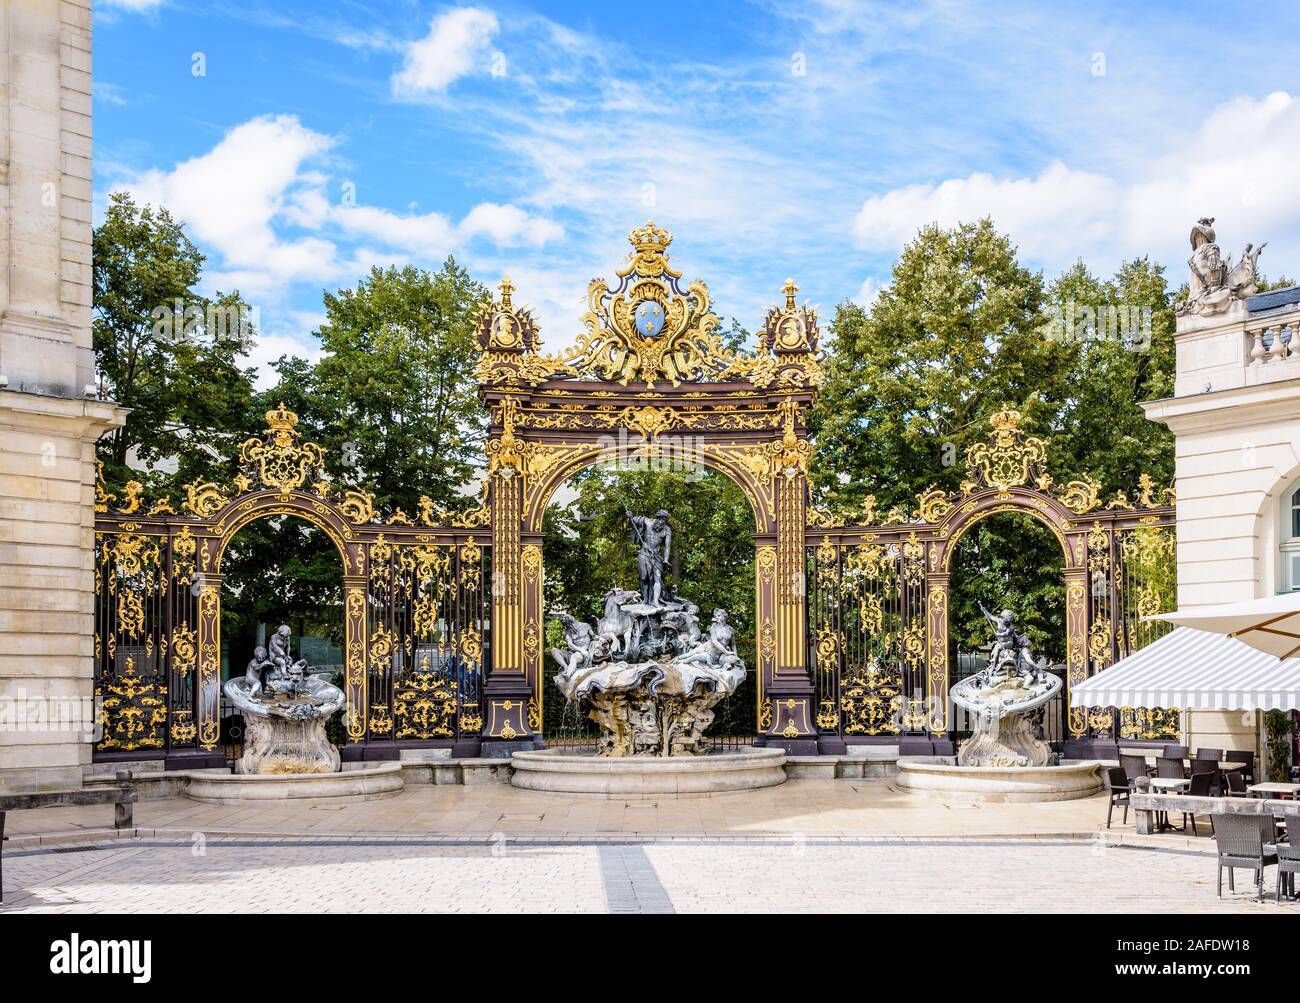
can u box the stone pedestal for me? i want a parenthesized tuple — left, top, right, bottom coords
(957, 709, 1052, 768)
(235, 715, 340, 775)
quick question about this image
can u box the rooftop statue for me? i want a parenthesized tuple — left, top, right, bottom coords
(1178, 217, 1266, 317)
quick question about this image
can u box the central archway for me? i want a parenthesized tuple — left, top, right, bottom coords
(471, 223, 826, 753)
(535, 455, 760, 747)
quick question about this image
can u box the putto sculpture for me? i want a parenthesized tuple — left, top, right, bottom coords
(551, 507, 745, 756)
(224, 624, 345, 774)
(949, 604, 1060, 767)
(1178, 217, 1265, 317)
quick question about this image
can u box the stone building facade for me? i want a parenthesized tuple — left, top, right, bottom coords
(0, 0, 124, 790)
(1143, 221, 1300, 760)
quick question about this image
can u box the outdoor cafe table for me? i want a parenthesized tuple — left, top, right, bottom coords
(1248, 782, 1300, 799)
(1147, 778, 1190, 832)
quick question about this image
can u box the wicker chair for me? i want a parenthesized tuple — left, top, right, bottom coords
(1211, 813, 1277, 899)
(1163, 744, 1189, 760)
(1279, 817, 1300, 902)
(1225, 750, 1255, 785)
(1183, 771, 1216, 835)
(1156, 756, 1187, 780)
(1103, 766, 1130, 829)
(1120, 753, 1151, 788)
(1225, 770, 1248, 797)
(1195, 748, 1224, 764)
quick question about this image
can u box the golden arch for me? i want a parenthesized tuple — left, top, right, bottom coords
(936, 487, 1081, 573)
(521, 443, 770, 536)
(209, 491, 356, 573)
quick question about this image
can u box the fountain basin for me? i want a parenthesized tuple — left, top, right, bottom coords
(185, 762, 404, 805)
(895, 756, 1101, 803)
(510, 746, 787, 798)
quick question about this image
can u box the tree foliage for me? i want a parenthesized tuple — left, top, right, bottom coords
(810, 219, 1178, 666)
(274, 261, 491, 514)
(93, 191, 257, 492)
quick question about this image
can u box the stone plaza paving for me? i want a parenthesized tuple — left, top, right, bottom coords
(1, 781, 1293, 913)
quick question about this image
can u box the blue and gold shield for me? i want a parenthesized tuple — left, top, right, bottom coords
(634, 300, 666, 339)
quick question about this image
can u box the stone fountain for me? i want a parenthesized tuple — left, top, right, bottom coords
(185, 624, 402, 804)
(896, 605, 1100, 802)
(509, 507, 786, 796)
(224, 624, 346, 774)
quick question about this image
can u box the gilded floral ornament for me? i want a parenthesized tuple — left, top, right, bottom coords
(239, 404, 325, 493)
(1058, 477, 1101, 515)
(339, 489, 377, 525)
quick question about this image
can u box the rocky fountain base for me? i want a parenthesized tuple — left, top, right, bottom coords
(511, 582, 786, 798)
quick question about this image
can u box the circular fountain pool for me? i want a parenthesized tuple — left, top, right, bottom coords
(510, 746, 787, 798)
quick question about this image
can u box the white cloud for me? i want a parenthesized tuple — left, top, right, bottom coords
(853, 276, 887, 309)
(101, 0, 165, 10)
(853, 161, 1119, 266)
(392, 7, 500, 97)
(115, 113, 563, 308)
(852, 92, 1300, 275)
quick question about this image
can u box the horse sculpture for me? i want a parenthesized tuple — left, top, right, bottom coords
(596, 588, 638, 657)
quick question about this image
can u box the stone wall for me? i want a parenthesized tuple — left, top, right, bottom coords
(0, 0, 125, 790)
(1144, 300, 1300, 763)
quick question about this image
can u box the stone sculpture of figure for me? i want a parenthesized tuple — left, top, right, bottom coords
(979, 603, 1035, 679)
(244, 645, 270, 696)
(550, 613, 596, 675)
(267, 624, 294, 673)
(263, 624, 310, 693)
(626, 507, 671, 606)
(1180, 217, 1266, 316)
(679, 609, 743, 670)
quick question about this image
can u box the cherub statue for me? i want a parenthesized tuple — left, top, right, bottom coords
(243, 645, 270, 696)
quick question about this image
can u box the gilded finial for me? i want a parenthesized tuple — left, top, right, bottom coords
(498, 277, 515, 309)
(782, 278, 799, 309)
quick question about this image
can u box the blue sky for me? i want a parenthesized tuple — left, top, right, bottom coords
(96, 0, 1300, 379)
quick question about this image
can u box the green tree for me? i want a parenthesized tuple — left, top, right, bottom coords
(275, 260, 491, 513)
(1041, 256, 1176, 490)
(93, 191, 256, 493)
(810, 218, 1063, 517)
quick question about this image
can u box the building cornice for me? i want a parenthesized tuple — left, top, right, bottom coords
(1142, 377, 1300, 434)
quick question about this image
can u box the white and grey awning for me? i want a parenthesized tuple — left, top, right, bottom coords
(1069, 627, 1300, 712)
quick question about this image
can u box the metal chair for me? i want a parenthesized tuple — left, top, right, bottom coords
(1103, 766, 1130, 829)
(1225, 750, 1255, 785)
(1211, 813, 1277, 900)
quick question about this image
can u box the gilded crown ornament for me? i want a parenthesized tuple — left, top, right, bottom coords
(239, 403, 326, 494)
(471, 223, 822, 390)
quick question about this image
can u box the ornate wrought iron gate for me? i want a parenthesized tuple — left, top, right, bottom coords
(805, 408, 1178, 755)
(92, 225, 1179, 764)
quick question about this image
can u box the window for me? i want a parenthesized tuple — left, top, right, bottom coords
(1282, 485, 1300, 591)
